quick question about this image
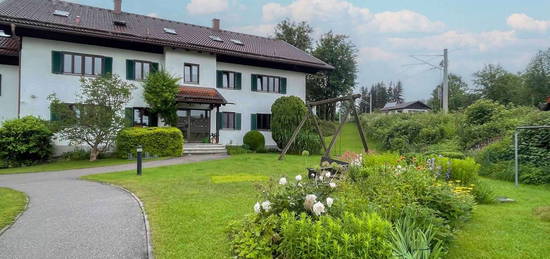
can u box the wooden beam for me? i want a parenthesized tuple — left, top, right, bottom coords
(309, 107, 327, 152)
(307, 94, 361, 107)
(351, 102, 369, 153)
(278, 113, 309, 160)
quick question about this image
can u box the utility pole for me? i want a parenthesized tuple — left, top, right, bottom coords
(442, 48, 449, 113)
(369, 92, 372, 114)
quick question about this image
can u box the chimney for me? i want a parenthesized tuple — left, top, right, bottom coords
(114, 0, 122, 14)
(212, 18, 220, 31)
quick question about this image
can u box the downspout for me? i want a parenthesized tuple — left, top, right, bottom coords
(12, 23, 21, 118)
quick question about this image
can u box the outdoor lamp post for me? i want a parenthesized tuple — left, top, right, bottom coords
(137, 146, 143, 176)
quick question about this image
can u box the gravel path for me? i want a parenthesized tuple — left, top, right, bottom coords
(0, 154, 227, 259)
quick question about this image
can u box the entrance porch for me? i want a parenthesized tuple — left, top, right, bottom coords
(176, 86, 229, 143)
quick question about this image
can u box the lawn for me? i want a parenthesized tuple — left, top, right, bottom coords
(84, 154, 320, 258)
(0, 187, 27, 231)
(447, 178, 550, 258)
(0, 157, 166, 175)
(324, 122, 382, 156)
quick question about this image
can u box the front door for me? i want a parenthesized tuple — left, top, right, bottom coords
(177, 109, 211, 142)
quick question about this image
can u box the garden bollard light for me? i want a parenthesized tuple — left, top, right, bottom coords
(137, 146, 143, 176)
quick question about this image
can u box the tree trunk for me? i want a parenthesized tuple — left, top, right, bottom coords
(89, 146, 100, 161)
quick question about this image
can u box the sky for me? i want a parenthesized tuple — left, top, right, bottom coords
(72, 0, 550, 101)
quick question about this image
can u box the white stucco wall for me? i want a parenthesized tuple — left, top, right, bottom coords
(215, 62, 306, 146)
(0, 64, 19, 124)
(17, 36, 308, 149)
(19, 37, 164, 120)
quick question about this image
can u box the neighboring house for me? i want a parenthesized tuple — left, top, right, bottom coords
(0, 0, 332, 152)
(540, 97, 550, 111)
(380, 101, 431, 114)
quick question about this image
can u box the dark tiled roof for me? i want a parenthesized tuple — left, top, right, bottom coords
(0, 37, 19, 56)
(380, 101, 431, 111)
(0, 0, 332, 71)
(177, 86, 228, 105)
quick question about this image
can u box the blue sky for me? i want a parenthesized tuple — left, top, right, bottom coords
(73, 0, 550, 100)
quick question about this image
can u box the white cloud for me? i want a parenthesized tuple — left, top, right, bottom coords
(359, 47, 400, 62)
(231, 24, 276, 37)
(388, 30, 517, 52)
(261, 0, 443, 33)
(369, 10, 445, 33)
(507, 13, 550, 33)
(186, 0, 228, 15)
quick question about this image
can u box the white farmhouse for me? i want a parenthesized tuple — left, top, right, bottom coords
(0, 0, 332, 153)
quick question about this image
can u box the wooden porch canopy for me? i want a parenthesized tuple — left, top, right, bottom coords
(176, 85, 229, 106)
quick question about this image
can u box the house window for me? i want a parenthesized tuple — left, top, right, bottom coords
(256, 114, 271, 130)
(222, 112, 235, 129)
(184, 63, 199, 84)
(61, 52, 104, 76)
(222, 71, 236, 89)
(133, 108, 151, 126)
(134, 61, 152, 81)
(254, 75, 283, 93)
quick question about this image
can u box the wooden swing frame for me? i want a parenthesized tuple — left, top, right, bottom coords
(278, 94, 369, 161)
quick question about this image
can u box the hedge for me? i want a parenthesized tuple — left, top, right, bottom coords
(0, 116, 53, 167)
(243, 130, 265, 151)
(116, 127, 183, 158)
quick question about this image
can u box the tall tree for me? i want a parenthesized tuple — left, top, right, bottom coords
(274, 19, 314, 52)
(428, 74, 478, 111)
(370, 82, 389, 110)
(309, 31, 358, 120)
(50, 75, 135, 161)
(524, 48, 550, 105)
(359, 86, 369, 113)
(143, 70, 180, 126)
(393, 81, 404, 103)
(473, 64, 525, 105)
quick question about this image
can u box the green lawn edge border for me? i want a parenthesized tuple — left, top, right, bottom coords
(85, 179, 154, 259)
(0, 189, 29, 237)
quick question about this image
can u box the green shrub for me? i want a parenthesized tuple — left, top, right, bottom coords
(271, 96, 320, 154)
(243, 130, 265, 151)
(116, 127, 183, 158)
(228, 213, 281, 258)
(278, 212, 393, 259)
(390, 214, 444, 259)
(62, 149, 92, 161)
(0, 116, 53, 167)
(464, 99, 505, 125)
(226, 146, 252, 155)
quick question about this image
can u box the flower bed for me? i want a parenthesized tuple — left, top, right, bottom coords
(229, 153, 484, 258)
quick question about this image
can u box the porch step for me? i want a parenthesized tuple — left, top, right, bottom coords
(183, 143, 227, 155)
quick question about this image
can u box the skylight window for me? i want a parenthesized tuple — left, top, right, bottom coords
(53, 10, 70, 17)
(163, 28, 177, 35)
(0, 30, 10, 38)
(209, 35, 223, 42)
(114, 20, 127, 26)
(230, 39, 243, 45)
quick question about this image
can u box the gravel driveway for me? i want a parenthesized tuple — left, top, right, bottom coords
(0, 154, 227, 259)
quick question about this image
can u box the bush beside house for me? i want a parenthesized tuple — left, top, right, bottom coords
(0, 116, 53, 167)
(116, 127, 183, 158)
(243, 130, 265, 152)
(271, 96, 321, 154)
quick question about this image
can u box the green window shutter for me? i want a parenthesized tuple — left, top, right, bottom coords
(216, 111, 222, 130)
(235, 73, 242, 90)
(124, 108, 134, 127)
(236, 113, 242, 130)
(52, 51, 63, 74)
(280, 77, 287, 94)
(216, 71, 223, 88)
(151, 62, 159, 73)
(126, 60, 135, 80)
(103, 57, 113, 75)
(251, 75, 257, 91)
(250, 114, 257, 130)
